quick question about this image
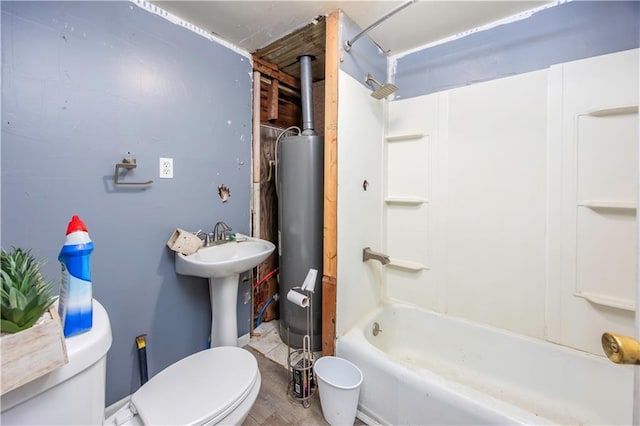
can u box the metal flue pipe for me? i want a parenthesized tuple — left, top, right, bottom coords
(299, 55, 316, 135)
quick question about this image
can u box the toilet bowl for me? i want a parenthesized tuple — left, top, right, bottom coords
(0, 299, 261, 426)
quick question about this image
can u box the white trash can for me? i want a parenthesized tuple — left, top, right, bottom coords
(313, 356, 363, 426)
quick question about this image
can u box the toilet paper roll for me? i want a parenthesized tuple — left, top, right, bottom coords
(287, 289, 309, 308)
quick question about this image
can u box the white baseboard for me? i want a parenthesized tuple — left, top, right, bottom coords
(105, 394, 131, 418)
(357, 409, 382, 426)
(237, 333, 251, 348)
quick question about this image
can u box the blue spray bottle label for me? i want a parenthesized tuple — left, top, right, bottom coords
(58, 215, 94, 337)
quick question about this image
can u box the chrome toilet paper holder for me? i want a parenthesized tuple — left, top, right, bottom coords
(114, 157, 153, 186)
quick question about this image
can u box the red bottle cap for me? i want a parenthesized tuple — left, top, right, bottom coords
(66, 215, 88, 234)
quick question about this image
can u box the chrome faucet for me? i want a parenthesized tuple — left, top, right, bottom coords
(362, 247, 390, 265)
(213, 221, 232, 244)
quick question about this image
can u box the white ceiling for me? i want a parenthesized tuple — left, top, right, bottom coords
(152, 1, 550, 55)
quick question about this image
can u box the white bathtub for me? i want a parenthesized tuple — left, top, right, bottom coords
(336, 303, 634, 425)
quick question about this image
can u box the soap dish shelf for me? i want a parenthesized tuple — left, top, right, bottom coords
(387, 259, 429, 271)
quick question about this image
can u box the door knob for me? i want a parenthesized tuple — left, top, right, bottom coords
(601, 332, 640, 364)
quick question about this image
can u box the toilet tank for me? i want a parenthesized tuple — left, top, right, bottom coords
(1, 299, 112, 425)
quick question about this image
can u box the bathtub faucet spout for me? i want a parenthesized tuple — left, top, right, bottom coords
(363, 247, 390, 265)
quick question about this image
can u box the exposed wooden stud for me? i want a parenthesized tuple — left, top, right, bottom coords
(260, 76, 300, 98)
(252, 71, 261, 184)
(254, 127, 281, 323)
(322, 10, 339, 357)
(259, 85, 300, 128)
(267, 79, 279, 121)
(322, 276, 337, 357)
(323, 10, 339, 279)
(253, 56, 300, 90)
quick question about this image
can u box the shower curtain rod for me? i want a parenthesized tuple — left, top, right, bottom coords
(344, 0, 416, 52)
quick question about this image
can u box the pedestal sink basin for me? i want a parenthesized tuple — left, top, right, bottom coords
(175, 238, 275, 347)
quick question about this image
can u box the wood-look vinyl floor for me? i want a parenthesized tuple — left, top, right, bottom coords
(243, 347, 366, 426)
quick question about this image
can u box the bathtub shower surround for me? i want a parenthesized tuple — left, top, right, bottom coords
(337, 303, 633, 425)
(336, 6, 638, 421)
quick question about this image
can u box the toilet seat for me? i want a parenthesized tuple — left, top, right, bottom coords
(127, 347, 259, 425)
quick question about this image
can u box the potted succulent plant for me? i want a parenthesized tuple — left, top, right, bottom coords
(1, 248, 55, 332)
(1, 247, 68, 395)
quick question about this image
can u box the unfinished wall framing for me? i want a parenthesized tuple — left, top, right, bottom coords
(251, 16, 331, 335)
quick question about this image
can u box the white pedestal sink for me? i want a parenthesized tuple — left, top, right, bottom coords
(175, 238, 275, 347)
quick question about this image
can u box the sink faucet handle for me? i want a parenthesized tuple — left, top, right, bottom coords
(213, 221, 232, 243)
(193, 230, 211, 247)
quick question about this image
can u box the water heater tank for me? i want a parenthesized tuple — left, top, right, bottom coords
(277, 133, 323, 350)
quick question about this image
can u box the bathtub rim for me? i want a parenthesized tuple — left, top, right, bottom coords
(337, 301, 631, 425)
(338, 319, 556, 425)
(345, 300, 613, 364)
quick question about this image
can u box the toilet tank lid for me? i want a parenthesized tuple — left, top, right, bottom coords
(131, 347, 259, 426)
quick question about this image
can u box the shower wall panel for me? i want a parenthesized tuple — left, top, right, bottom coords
(385, 95, 443, 310)
(335, 71, 384, 337)
(546, 48, 638, 355)
(385, 70, 549, 340)
(444, 70, 548, 339)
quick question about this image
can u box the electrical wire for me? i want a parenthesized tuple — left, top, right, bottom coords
(274, 126, 301, 197)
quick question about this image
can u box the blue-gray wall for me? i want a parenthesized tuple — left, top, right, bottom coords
(340, 12, 387, 91)
(1, 1, 252, 405)
(393, 1, 640, 99)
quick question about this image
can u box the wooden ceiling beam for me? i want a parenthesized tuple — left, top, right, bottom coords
(252, 56, 300, 90)
(266, 79, 279, 121)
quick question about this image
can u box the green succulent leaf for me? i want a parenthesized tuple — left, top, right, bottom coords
(1, 319, 24, 333)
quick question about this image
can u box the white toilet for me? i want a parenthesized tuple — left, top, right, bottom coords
(0, 300, 261, 425)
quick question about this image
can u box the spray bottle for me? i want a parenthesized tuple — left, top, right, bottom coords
(58, 215, 94, 337)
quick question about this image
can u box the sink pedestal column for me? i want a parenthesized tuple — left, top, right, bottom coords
(174, 237, 275, 347)
(209, 274, 239, 347)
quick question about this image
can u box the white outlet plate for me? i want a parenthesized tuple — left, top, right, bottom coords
(160, 157, 173, 178)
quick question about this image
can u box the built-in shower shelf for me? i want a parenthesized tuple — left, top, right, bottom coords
(574, 291, 635, 312)
(584, 105, 638, 117)
(384, 197, 428, 205)
(578, 200, 636, 211)
(387, 259, 429, 271)
(385, 133, 425, 142)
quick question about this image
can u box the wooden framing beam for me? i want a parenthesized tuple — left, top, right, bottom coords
(322, 10, 339, 357)
(322, 276, 336, 356)
(252, 56, 300, 90)
(266, 79, 279, 121)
